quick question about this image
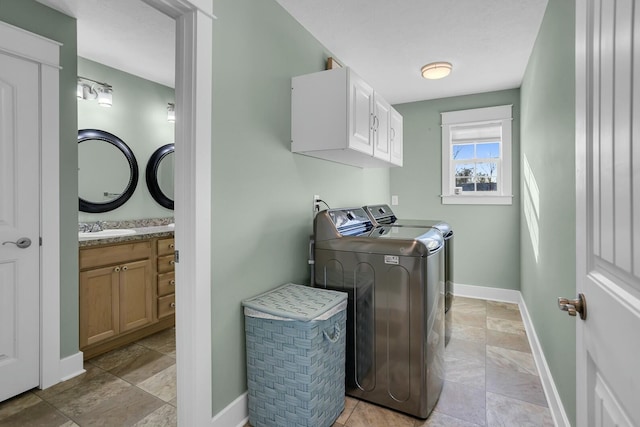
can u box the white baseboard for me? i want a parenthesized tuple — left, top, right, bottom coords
(454, 282, 520, 303)
(210, 391, 248, 427)
(58, 351, 85, 382)
(518, 295, 571, 427)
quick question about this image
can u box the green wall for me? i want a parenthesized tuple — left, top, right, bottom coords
(78, 57, 175, 222)
(210, 0, 390, 413)
(390, 89, 521, 290)
(0, 0, 78, 358)
(520, 0, 576, 424)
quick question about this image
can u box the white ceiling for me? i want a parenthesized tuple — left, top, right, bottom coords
(36, 0, 548, 103)
(37, 0, 176, 88)
(276, 0, 548, 104)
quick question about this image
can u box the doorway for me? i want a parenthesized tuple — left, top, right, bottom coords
(6, 0, 214, 424)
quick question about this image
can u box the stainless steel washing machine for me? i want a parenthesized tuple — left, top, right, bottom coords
(363, 204, 454, 346)
(313, 207, 445, 419)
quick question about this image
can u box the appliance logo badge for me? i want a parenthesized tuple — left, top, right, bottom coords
(384, 255, 400, 265)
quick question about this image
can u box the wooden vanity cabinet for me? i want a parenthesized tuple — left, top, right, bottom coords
(80, 236, 175, 359)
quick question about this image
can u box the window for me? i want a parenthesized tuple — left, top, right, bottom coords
(441, 105, 513, 205)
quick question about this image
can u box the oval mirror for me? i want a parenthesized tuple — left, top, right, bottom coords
(146, 144, 174, 210)
(78, 129, 139, 213)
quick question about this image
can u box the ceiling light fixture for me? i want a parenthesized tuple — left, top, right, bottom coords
(77, 76, 113, 107)
(421, 62, 453, 80)
(167, 103, 176, 123)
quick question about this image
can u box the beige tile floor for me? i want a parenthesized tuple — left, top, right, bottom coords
(1, 297, 554, 427)
(0, 328, 177, 427)
(327, 297, 554, 427)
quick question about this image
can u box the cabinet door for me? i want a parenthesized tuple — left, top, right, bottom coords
(119, 259, 153, 333)
(390, 108, 403, 166)
(80, 266, 120, 348)
(373, 95, 391, 161)
(348, 72, 374, 155)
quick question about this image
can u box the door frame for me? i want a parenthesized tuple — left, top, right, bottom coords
(20, 0, 214, 423)
(574, 0, 588, 421)
(140, 0, 215, 424)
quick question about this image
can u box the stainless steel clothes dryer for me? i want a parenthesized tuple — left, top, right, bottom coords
(363, 204, 454, 346)
(313, 208, 445, 419)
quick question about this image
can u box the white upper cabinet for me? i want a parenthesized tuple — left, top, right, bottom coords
(390, 108, 403, 166)
(291, 67, 402, 168)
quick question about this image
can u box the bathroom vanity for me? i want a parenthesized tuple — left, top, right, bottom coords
(79, 227, 175, 359)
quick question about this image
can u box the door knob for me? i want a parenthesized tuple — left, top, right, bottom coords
(557, 293, 587, 320)
(2, 237, 32, 249)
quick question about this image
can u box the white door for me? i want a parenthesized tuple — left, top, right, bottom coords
(0, 51, 41, 402)
(575, 0, 640, 426)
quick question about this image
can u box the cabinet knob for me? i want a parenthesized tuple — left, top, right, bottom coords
(169, 243, 175, 249)
(122, 265, 128, 271)
(170, 280, 176, 286)
(114, 266, 121, 272)
(169, 260, 175, 266)
(170, 302, 176, 308)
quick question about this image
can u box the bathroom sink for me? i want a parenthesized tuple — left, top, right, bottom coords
(79, 229, 137, 239)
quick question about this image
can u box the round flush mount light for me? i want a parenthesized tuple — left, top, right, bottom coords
(421, 62, 453, 80)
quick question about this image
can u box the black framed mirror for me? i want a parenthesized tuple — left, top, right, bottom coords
(78, 129, 139, 213)
(146, 143, 174, 210)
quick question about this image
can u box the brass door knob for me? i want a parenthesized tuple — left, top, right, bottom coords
(114, 266, 121, 273)
(558, 293, 587, 320)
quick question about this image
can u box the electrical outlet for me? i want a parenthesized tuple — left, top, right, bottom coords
(391, 195, 399, 206)
(313, 194, 321, 216)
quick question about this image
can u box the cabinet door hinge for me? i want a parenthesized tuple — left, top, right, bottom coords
(39, 237, 42, 246)
(174, 250, 180, 263)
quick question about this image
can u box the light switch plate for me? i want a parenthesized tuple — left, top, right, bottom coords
(391, 195, 399, 206)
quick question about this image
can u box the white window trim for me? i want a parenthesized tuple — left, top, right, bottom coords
(441, 105, 513, 205)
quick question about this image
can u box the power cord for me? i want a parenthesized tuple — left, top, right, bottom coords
(317, 199, 331, 210)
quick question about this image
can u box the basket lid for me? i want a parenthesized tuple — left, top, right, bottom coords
(242, 283, 347, 321)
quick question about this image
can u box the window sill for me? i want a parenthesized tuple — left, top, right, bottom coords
(441, 195, 513, 205)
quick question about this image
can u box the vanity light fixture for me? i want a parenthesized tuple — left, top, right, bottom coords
(97, 86, 113, 107)
(421, 62, 453, 80)
(77, 76, 113, 107)
(167, 103, 176, 123)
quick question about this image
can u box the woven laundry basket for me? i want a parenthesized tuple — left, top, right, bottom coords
(242, 283, 348, 427)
